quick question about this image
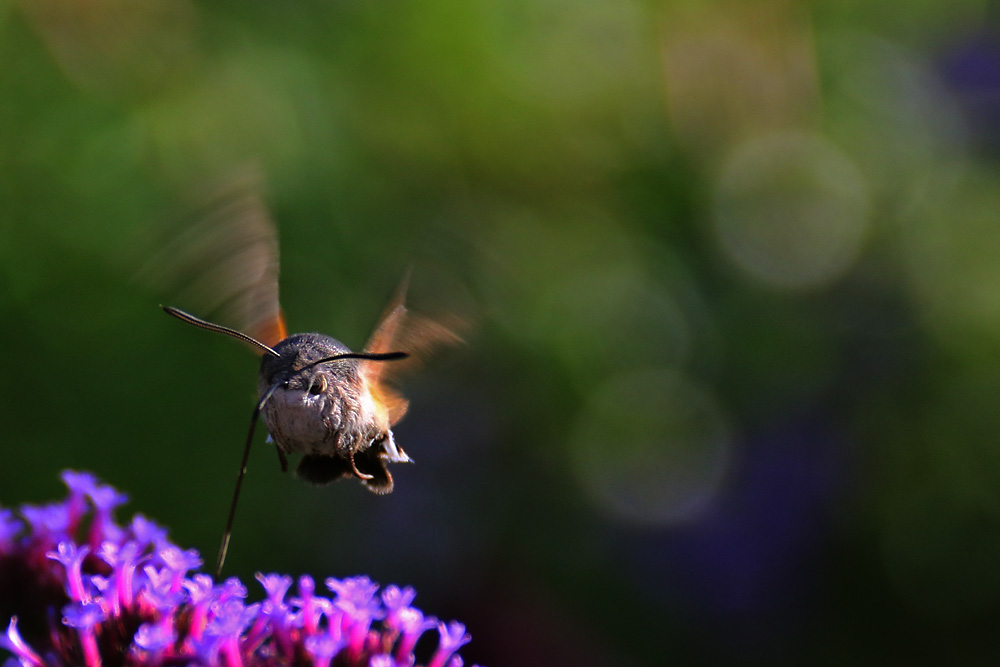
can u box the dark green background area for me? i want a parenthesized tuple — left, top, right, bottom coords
(4, 1, 1000, 664)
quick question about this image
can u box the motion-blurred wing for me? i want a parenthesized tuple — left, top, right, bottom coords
(138, 166, 287, 351)
(361, 276, 462, 426)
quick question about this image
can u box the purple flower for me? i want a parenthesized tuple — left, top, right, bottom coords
(158, 545, 202, 579)
(97, 540, 141, 614)
(61, 601, 106, 628)
(327, 575, 387, 661)
(394, 606, 439, 660)
(60, 470, 98, 496)
(305, 632, 347, 667)
(61, 602, 106, 667)
(1, 617, 44, 667)
(429, 622, 472, 667)
(142, 564, 186, 612)
(254, 572, 294, 654)
(133, 621, 176, 653)
(20, 504, 69, 545)
(60, 470, 97, 535)
(0, 509, 22, 547)
(46, 542, 91, 602)
(130, 514, 167, 549)
(85, 483, 128, 548)
(382, 584, 418, 613)
(292, 574, 325, 635)
(0, 470, 481, 667)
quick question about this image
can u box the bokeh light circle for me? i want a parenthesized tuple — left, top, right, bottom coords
(712, 131, 870, 290)
(569, 368, 732, 526)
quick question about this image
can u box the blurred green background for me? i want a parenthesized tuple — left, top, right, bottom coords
(3, 0, 1000, 664)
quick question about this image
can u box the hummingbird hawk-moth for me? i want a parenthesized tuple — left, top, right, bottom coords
(151, 169, 458, 575)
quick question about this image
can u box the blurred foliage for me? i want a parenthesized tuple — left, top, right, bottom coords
(3, 0, 1000, 664)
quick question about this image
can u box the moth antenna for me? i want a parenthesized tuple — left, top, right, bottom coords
(215, 381, 281, 578)
(299, 350, 409, 374)
(162, 306, 280, 357)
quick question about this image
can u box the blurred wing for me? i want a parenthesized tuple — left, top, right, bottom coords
(138, 166, 287, 351)
(361, 276, 462, 425)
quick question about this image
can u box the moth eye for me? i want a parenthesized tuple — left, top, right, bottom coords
(309, 375, 327, 395)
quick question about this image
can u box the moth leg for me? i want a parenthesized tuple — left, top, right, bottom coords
(275, 446, 288, 472)
(349, 450, 374, 480)
(363, 467, 394, 495)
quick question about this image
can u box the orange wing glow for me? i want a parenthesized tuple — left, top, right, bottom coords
(360, 276, 463, 426)
(249, 310, 288, 349)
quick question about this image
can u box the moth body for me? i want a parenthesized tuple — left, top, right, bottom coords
(258, 333, 409, 493)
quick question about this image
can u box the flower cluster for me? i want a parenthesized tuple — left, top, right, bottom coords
(0, 471, 475, 667)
